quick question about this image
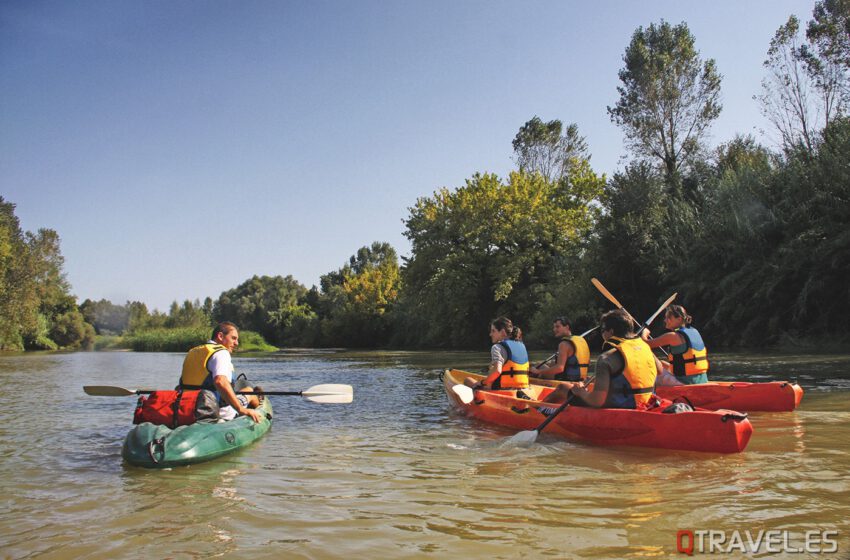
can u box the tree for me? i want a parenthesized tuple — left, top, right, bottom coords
(401, 170, 603, 348)
(807, 0, 850, 72)
(757, 5, 849, 154)
(0, 198, 94, 349)
(608, 20, 722, 181)
(316, 242, 401, 347)
(511, 117, 589, 183)
(213, 275, 309, 345)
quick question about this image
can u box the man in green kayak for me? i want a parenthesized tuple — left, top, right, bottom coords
(179, 322, 263, 423)
(539, 309, 662, 411)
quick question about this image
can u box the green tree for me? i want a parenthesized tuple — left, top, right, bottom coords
(608, 20, 722, 180)
(0, 198, 94, 350)
(213, 275, 308, 345)
(591, 161, 670, 307)
(511, 117, 589, 183)
(316, 242, 401, 347)
(0, 198, 37, 349)
(757, 5, 849, 155)
(807, 0, 850, 72)
(402, 170, 603, 348)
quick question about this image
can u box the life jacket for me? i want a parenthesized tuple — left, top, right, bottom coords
(179, 343, 226, 390)
(604, 336, 657, 409)
(496, 339, 530, 389)
(555, 335, 590, 381)
(133, 389, 220, 428)
(667, 326, 709, 383)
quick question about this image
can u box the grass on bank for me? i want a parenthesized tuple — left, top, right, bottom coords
(94, 328, 278, 353)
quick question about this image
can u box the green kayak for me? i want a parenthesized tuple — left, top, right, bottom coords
(122, 397, 273, 468)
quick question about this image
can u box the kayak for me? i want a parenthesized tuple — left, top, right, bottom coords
(656, 381, 803, 412)
(122, 397, 273, 468)
(442, 369, 753, 454)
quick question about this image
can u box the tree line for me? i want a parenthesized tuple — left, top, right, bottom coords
(2, 3, 848, 352)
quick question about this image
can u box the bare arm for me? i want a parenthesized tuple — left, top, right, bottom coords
(570, 353, 615, 408)
(644, 331, 684, 349)
(214, 375, 262, 423)
(530, 341, 572, 379)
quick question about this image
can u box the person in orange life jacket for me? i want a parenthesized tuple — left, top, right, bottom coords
(641, 305, 709, 385)
(540, 309, 662, 410)
(464, 316, 531, 397)
(179, 322, 263, 423)
(529, 316, 589, 383)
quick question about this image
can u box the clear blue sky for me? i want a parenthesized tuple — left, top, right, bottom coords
(1, 0, 812, 311)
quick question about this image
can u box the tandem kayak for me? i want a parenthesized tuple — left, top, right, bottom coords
(122, 397, 273, 468)
(655, 380, 803, 412)
(442, 369, 753, 454)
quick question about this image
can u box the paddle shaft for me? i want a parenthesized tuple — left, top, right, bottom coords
(533, 375, 596, 434)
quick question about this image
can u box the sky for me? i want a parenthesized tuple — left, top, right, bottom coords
(1, 0, 814, 311)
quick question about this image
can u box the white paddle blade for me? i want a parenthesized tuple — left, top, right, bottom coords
(302, 384, 353, 404)
(452, 384, 475, 404)
(503, 429, 540, 447)
(83, 385, 139, 396)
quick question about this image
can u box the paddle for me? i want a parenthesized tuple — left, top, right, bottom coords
(591, 278, 676, 336)
(503, 376, 596, 446)
(83, 383, 354, 404)
(503, 289, 677, 446)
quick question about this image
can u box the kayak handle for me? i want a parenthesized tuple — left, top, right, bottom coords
(148, 437, 165, 465)
(720, 412, 749, 423)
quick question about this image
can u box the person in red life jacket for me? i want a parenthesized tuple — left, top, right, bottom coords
(179, 322, 263, 423)
(539, 309, 662, 412)
(464, 316, 531, 397)
(529, 316, 590, 383)
(641, 304, 709, 385)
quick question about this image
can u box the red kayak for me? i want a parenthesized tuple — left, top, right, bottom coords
(656, 381, 803, 412)
(443, 369, 753, 454)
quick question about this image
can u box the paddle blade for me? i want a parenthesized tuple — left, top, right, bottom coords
(591, 277, 623, 309)
(83, 385, 140, 396)
(301, 384, 353, 404)
(503, 429, 540, 447)
(452, 384, 475, 404)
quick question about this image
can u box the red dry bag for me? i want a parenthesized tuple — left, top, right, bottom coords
(133, 390, 219, 427)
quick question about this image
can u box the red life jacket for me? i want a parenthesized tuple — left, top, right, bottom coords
(133, 390, 218, 428)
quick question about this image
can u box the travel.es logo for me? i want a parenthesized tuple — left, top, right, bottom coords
(676, 529, 839, 555)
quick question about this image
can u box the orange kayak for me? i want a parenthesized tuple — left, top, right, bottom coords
(442, 369, 753, 454)
(655, 381, 803, 412)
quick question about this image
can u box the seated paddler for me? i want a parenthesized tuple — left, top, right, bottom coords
(540, 309, 662, 411)
(529, 315, 590, 383)
(464, 316, 531, 398)
(641, 304, 709, 385)
(179, 321, 263, 423)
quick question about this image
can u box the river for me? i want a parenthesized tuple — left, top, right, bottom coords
(0, 349, 848, 559)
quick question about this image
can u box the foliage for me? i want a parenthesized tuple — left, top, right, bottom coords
(213, 275, 309, 345)
(608, 20, 722, 179)
(0, 198, 94, 350)
(401, 169, 604, 348)
(511, 117, 589, 183)
(757, 4, 849, 155)
(314, 242, 401, 347)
